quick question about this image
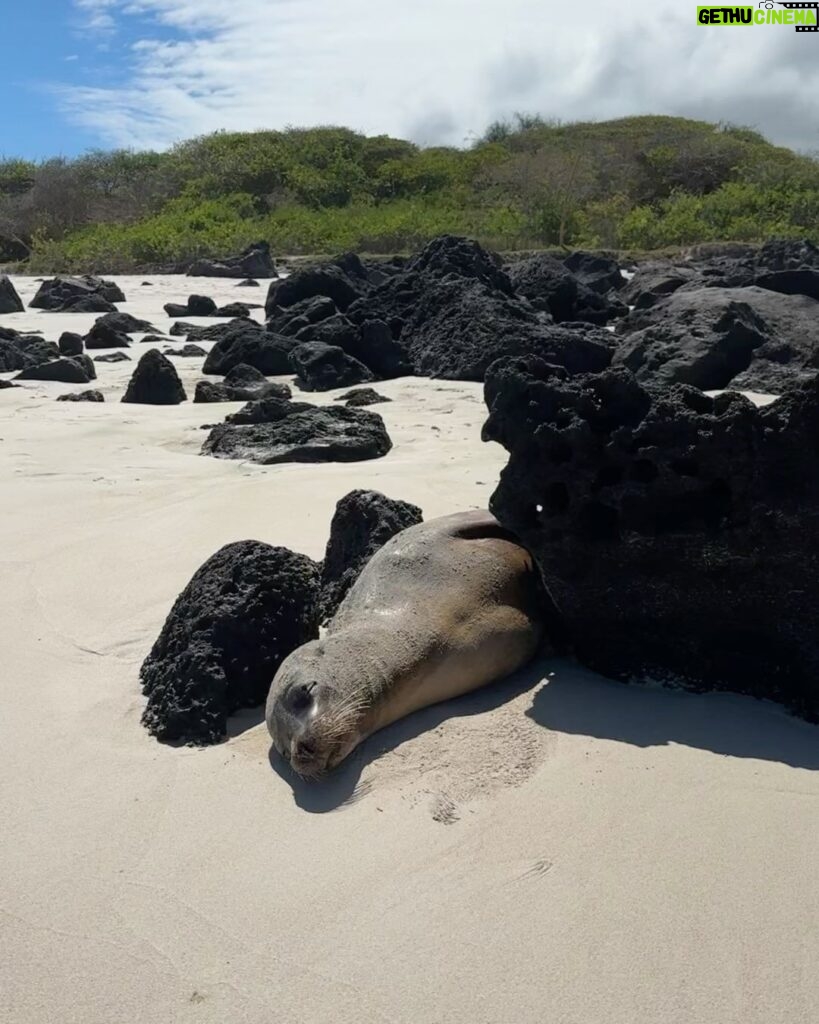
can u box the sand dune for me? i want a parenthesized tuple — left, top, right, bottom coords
(1, 275, 818, 1024)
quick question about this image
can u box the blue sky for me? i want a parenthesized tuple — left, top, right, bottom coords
(3, 0, 819, 161)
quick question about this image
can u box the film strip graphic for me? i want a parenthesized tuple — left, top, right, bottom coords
(778, 2, 819, 31)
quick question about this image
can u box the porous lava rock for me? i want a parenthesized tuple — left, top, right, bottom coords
(202, 321, 297, 375)
(614, 286, 819, 392)
(57, 390, 105, 402)
(265, 264, 364, 315)
(319, 489, 423, 621)
(15, 357, 90, 383)
(29, 275, 125, 310)
(58, 332, 84, 357)
(335, 387, 391, 407)
(482, 356, 819, 720)
(121, 349, 187, 405)
(507, 253, 626, 323)
(139, 540, 320, 744)
(202, 404, 392, 465)
(289, 341, 374, 391)
(0, 275, 24, 314)
(345, 235, 613, 380)
(186, 241, 276, 279)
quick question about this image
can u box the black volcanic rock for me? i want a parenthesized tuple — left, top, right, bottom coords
(57, 390, 105, 402)
(94, 352, 132, 363)
(0, 335, 58, 372)
(237, 278, 260, 287)
(58, 332, 84, 357)
(614, 286, 819, 392)
(193, 375, 292, 404)
(319, 489, 423, 621)
(202, 321, 296, 375)
(224, 395, 310, 424)
(507, 253, 625, 324)
(29, 275, 124, 310)
(0, 275, 24, 314)
(94, 311, 155, 334)
(563, 251, 625, 294)
(295, 314, 411, 379)
(15, 357, 90, 383)
(139, 540, 319, 744)
(404, 278, 613, 380)
(483, 356, 819, 721)
(202, 404, 392, 464)
(214, 302, 259, 318)
(343, 235, 613, 381)
(73, 353, 97, 379)
(622, 262, 699, 310)
(85, 321, 131, 349)
(335, 387, 391, 407)
(267, 296, 337, 335)
(289, 341, 374, 391)
(57, 295, 119, 313)
(122, 349, 187, 404)
(224, 363, 267, 385)
(165, 344, 206, 357)
(265, 264, 364, 315)
(187, 241, 276, 279)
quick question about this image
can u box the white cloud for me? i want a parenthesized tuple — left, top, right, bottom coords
(74, 0, 119, 32)
(59, 0, 819, 153)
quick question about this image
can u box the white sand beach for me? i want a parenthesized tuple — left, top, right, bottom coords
(1, 275, 818, 1024)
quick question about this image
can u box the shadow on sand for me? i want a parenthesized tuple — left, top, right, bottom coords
(262, 655, 819, 813)
(527, 659, 819, 771)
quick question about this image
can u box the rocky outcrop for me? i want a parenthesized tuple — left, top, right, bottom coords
(289, 341, 374, 391)
(267, 296, 337, 336)
(202, 404, 392, 465)
(335, 387, 391, 407)
(164, 295, 217, 318)
(202, 321, 297, 376)
(294, 315, 412, 379)
(507, 253, 627, 323)
(614, 286, 819, 392)
(0, 334, 59, 372)
(140, 540, 319, 744)
(58, 332, 84, 357)
(318, 489, 423, 621)
(57, 390, 105, 402)
(29, 275, 125, 311)
(344, 236, 614, 381)
(193, 368, 292, 404)
(85, 321, 131, 349)
(265, 264, 364, 315)
(0, 275, 24, 314)
(93, 312, 155, 334)
(186, 241, 277, 279)
(73, 353, 97, 379)
(563, 251, 625, 294)
(165, 344, 206, 358)
(121, 349, 187, 405)
(483, 357, 819, 721)
(15, 357, 91, 383)
(94, 352, 131, 363)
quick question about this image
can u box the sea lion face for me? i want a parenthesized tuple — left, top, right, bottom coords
(266, 650, 367, 778)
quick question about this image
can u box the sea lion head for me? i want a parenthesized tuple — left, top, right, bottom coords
(265, 642, 369, 778)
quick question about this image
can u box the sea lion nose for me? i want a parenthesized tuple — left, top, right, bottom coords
(292, 738, 316, 761)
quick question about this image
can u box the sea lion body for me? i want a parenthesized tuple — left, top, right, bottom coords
(266, 510, 546, 777)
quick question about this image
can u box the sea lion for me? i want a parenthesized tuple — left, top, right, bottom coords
(266, 510, 547, 778)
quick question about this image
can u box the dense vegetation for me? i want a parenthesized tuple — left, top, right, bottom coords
(1, 114, 817, 271)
